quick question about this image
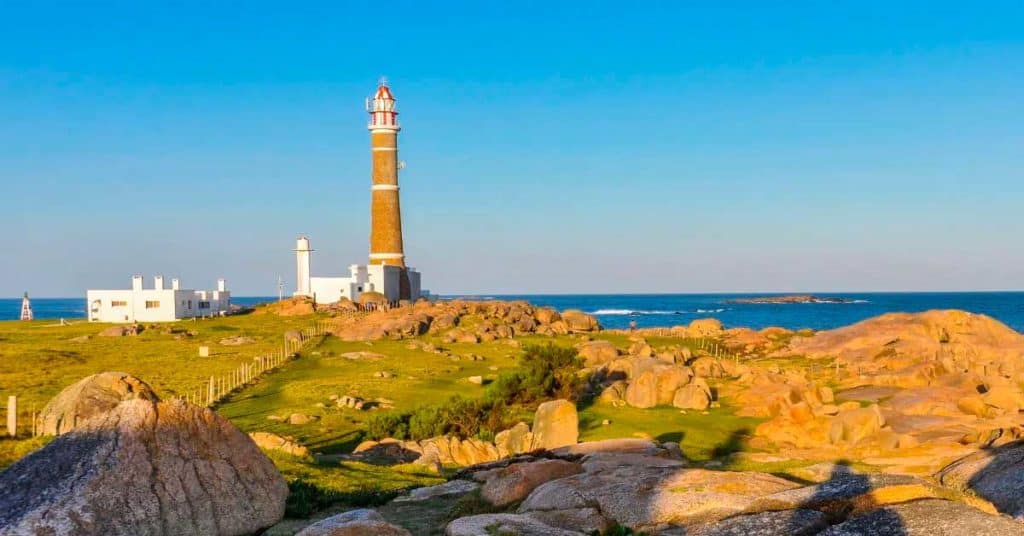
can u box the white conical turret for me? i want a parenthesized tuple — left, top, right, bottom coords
(294, 236, 313, 297)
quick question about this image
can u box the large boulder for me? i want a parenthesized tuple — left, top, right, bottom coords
(249, 431, 310, 457)
(530, 399, 578, 450)
(481, 459, 583, 507)
(673, 384, 712, 410)
(938, 439, 1024, 518)
(518, 466, 799, 529)
(684, 509, 828, 536)
(561, 310, 601, 332)
(296, 509, 411, 536)
(577, 340, 619, 367)
(0, 399, 287, 535)
(37, 372, 160, 436)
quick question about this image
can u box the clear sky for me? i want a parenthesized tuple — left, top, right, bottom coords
(2, 2, 1022, 296)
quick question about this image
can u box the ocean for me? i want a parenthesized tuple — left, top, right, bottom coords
(4, 293, 1023, 332)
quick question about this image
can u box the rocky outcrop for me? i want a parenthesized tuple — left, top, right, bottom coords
(577, 340, 619, 367)
(98, 324, 145, 337)
(938, 439, 1024, 518)
(295, 509, 411, 536)
(329, 300, 599, 342)
(0, 398, 287, 535)
(37, 371, 160, 436)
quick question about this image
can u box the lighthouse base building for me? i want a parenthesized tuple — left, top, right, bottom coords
(294, 236, 421, 304)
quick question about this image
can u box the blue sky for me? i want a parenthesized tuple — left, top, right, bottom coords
(2, 2, 1022, 296)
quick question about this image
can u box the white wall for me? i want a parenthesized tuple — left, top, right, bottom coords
(88, 277, 231, 323)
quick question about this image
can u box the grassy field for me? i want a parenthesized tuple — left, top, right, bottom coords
(1, 310, 773, 524)
(0, 313, 320, 412)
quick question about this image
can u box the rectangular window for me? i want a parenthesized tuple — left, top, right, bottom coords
(111, 300, 128, 307)
(145, 300, 160, 309)
(188, 300, 192, 309)
(199, 301, 210, 309)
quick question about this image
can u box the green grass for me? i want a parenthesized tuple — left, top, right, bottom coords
(578, 404, 763, 462)
(216, 335, 525, 453)
(0, 313, 321, 411)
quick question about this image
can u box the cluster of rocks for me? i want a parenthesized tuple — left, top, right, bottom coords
(1, 373, 287, 535)
(352, 400, 579, 468)
(307, 435, 1024, 535)
(581, 336, 722, 411)
(328, 300, 600, 342)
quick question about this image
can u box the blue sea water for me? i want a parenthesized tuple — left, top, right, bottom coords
(5, 293, 1024, 333)
(0, 297, 276, 322)
(448, 293, 1024, 333)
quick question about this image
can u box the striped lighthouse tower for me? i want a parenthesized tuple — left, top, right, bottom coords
(367, 80, 406, 269)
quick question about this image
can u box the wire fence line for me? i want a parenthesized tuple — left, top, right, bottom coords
(2, 320, 334, 439)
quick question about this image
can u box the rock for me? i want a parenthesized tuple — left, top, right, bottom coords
(530, 399, 578, 450)
(561, 310, 601, 332)
(577, 340, 619, 367)
(393, 479, 479, 502)
(288, 413, 317, 425)
(552, 438, 665, 457)
(37, 372, 160, 436)
(249, 431, 311, 457)
(467, 375, 484, 385)
(746, 474, 940, 514)
(526, 508, 609, 533)
(445, 513, 584, 536)
(534, 307, 561, 325)
(98, 324, 144, 337)
(691, 357, 726, 378)
(296, 509, 411, 536)
(373, 371, 395, 379)
(673, 384, 712, 410)
(938, 439, 1024, 518)
(0, 399, 287, 535)
(495, 422, 535, 458)
(219, 335, 256, 346)
(684, 509, 828, 536)
(518, 467, 799, 528)
(828, 405, 885, 445)
(821, 499, 1022, 535)
(341, 351, 387, 361)
(416, 436, 500, 467)
(481, 459, 583, 507)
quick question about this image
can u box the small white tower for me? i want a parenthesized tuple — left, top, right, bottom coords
(294, 236, 313, 297)
(20, 292, 33, 321)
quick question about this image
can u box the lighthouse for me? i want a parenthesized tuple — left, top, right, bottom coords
(367, 81, 406, 268)
(291, 80, 424, 304)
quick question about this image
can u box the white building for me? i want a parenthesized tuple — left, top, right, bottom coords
(87, 275, 231, 323)
(293, 236, 421, 304)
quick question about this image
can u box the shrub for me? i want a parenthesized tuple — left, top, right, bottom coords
(363, 344, 584, 441)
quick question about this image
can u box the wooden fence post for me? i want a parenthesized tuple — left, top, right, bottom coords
(7, 396, 17, 438)
(208, 377, 214, 406)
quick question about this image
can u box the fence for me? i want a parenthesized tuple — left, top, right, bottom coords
(175, 320, 333, 408)
(2, 320, 334, 438)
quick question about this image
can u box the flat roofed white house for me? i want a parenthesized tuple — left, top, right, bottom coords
(87, 275, 231, 323)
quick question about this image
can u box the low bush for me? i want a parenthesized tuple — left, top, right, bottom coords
(365, 344, 585, 441)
